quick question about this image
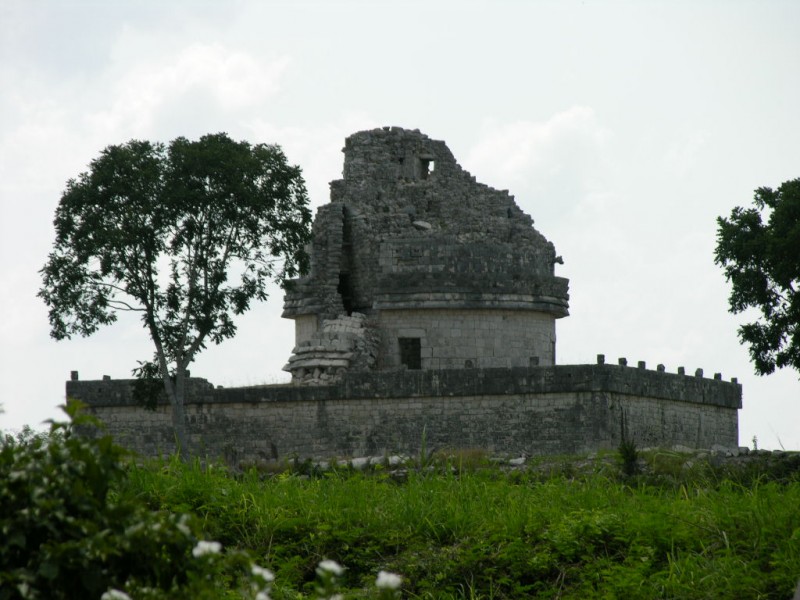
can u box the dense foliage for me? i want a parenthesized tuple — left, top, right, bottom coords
(0, 403, 248, 599)
(3, 406, 799, 598)
(715, 178, 800, 377)
(118, 451, 800, 599)
(0, 406, 400, 600)
(38, 134, 312, 454)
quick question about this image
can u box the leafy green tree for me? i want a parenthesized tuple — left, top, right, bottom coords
(39, 133, 312, 455)
(714, 178, 800, 376)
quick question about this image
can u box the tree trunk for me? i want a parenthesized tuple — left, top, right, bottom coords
(168, 374, 193, 459)
(154, 346, 194, 460)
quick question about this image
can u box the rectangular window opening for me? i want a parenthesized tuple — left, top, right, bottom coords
(419, 158, 434, 179)
(399, 337, 422, 370)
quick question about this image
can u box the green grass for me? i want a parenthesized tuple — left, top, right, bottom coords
(113, 455, 800, 599)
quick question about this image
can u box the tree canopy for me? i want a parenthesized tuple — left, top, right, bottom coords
(714, 178, 800, 377)
(39, 133, 312, 453)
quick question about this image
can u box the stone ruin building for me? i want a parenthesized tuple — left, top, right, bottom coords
(282, 127, 569, 384)
(69, 127, 742, 463)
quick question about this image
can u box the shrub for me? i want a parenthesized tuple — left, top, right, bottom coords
(0, 402, 405, 600)
(0, 401, 248, 599)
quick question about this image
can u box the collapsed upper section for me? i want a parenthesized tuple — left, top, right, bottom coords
(283, 126, 569, 320)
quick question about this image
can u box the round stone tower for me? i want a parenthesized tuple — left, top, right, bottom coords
(283, 127, 569, 382)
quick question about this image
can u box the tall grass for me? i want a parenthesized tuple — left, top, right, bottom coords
(117, 457, 800, 599)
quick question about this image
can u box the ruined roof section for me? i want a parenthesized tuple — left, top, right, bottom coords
(284, 127, 569, 318)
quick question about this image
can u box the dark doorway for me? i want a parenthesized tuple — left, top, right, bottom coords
(399, 337, 422, 370)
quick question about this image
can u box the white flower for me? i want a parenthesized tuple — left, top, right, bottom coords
(316, 559, 344, 576)
(192, 540, 222, 557)
(251, 564, 275, 583)
(176, 514, 192, 537)
(376, 570, 403, 590)
(255, 592, 271, 600)
(101, 590, 132, 600)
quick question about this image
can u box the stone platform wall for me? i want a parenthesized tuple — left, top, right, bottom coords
(68, 364, 741, 464)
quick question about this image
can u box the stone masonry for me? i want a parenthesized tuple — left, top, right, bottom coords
(69, 361, 741, 462)
(282, 313, 379, 385)
(283, 127, 569, 381)
(69, 127, 743, 461)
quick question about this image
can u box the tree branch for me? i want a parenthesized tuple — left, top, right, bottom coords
(105, 299, 147, 312)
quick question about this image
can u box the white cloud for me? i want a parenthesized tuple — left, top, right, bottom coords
(246, 114, 379, 207)
(460, 108, 616, 238)
(663, 131, 708, 178)
(87, 44, 290, 139)
(464, 107, 610, 189)
(1, 43, 291, 198)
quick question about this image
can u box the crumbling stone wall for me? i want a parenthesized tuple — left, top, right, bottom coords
(283, 203, 345, 320)
(283, 127, 570, 381)
(283, 313, 379, 384)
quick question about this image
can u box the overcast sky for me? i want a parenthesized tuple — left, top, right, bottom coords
(1, 0, 798, 449)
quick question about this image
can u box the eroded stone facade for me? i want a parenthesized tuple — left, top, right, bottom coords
(68, 127, 743, 460)
(283, 127, 569, 382)
(70, 364, 741, 462)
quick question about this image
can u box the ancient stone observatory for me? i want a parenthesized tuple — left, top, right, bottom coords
(282, 127, 569, 384)
(68, 127, 742, 462)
